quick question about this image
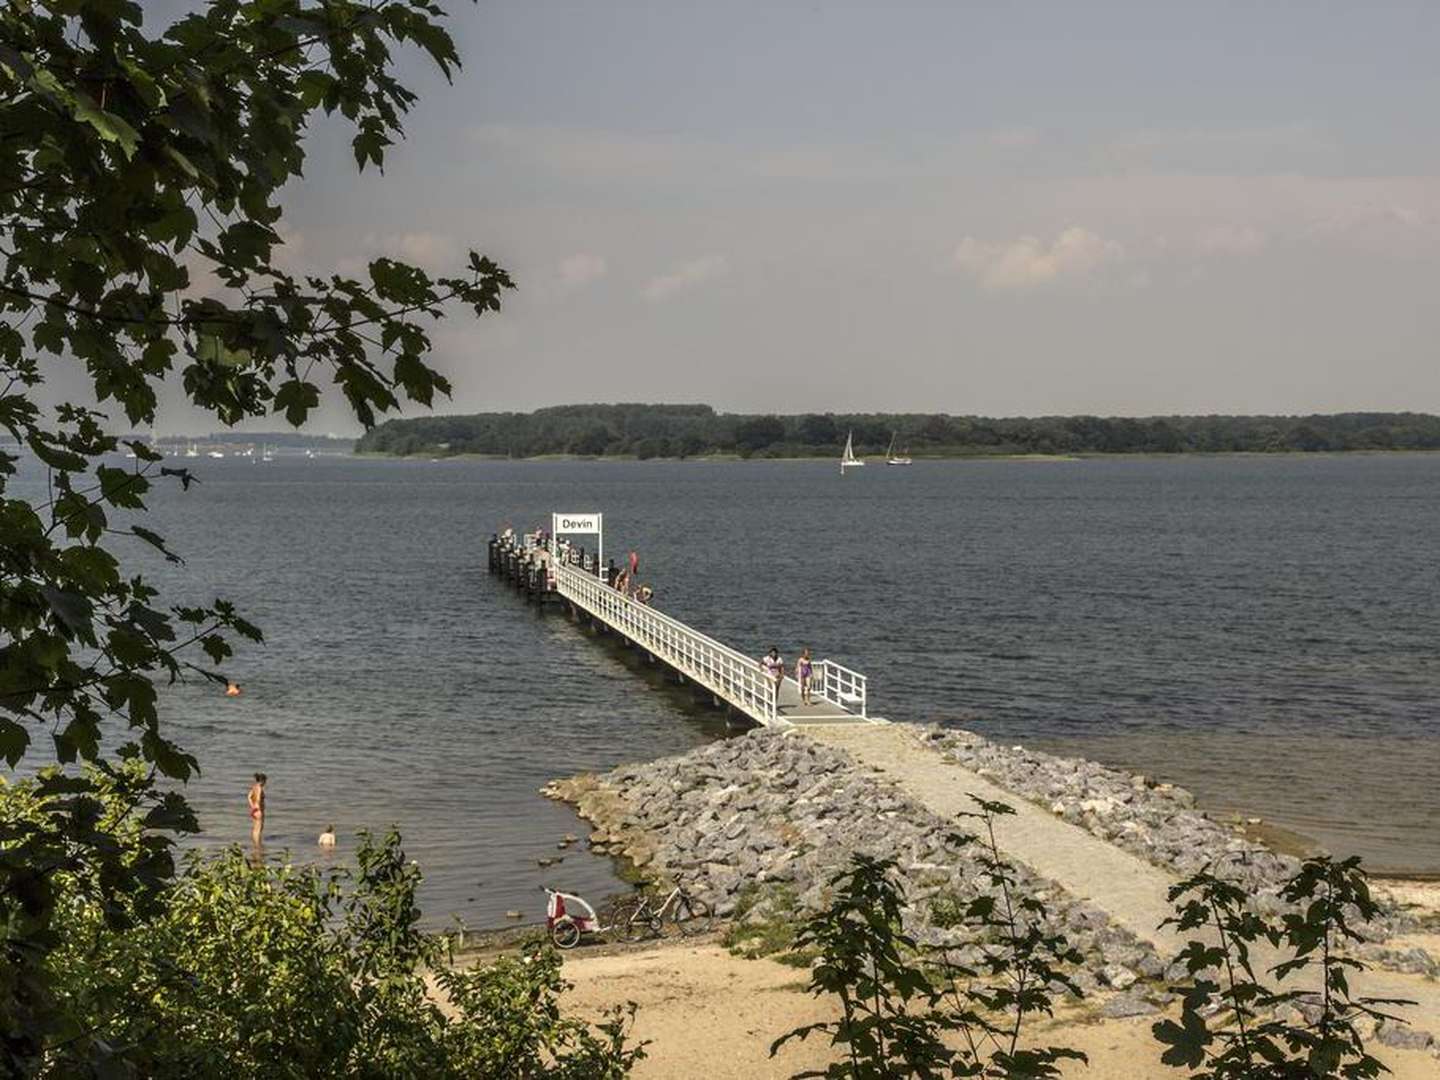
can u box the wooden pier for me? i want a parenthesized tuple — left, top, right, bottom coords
(487, 527, 881, 729)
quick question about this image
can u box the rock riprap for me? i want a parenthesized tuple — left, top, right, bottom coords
(917, 726, 1436, 973)
(544, 728, 1166, 996)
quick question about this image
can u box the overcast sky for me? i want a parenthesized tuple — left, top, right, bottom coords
(148, 1, 1440, 434)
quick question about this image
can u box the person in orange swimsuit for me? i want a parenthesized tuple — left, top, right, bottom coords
(247, 773, 267, 847)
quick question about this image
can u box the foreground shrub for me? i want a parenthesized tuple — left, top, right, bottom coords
(771, 798, 1416, 1080)
(772, 797, 1086, 1079)
(2, 765, 643, 1078)
(1154, 854, 1412, 1079)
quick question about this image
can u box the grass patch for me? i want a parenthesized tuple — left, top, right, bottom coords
(929, 888, 967, 930)
(722, 883, 815, 964)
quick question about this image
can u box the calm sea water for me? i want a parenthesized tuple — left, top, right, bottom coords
(9, 454, 1440, 925)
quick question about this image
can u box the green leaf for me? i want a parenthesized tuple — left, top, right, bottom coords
(98, 465, 149, 509)
(274, 380, 320, 426)
(39, 585, 93, 634)
(197, 333, 252, 368)
(72, 96, 142, 159)
(131, 525, 182, 564)
(1152, 1014, 1209, 1068)
(0, 719, 30, 767)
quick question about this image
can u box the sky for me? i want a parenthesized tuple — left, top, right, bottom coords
(146, 1, 1440, 433)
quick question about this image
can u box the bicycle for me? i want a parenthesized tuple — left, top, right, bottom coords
(607, 880, 714, 941)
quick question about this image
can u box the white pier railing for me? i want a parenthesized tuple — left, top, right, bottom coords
(552, 560, 783, 725)
(815, 659, 868, 718)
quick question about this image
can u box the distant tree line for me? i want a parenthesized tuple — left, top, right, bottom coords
(354, 405, 1440, 458)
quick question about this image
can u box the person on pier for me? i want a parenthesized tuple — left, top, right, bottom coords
(761, 646, 785, 708)
(796, 647, 814, 706)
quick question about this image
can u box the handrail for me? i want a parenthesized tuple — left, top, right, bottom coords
(551, 560, 779, 724)
(816, 659, 868, 718)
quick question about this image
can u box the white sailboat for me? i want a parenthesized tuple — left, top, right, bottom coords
(885, 433, 912, 466)
(840, 430, 865, 473)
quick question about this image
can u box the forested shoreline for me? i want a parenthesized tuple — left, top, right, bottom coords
(355, 404, 1440, 458)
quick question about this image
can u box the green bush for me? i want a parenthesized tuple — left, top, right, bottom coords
(1154, 855, 1412, 1079)
(772, 798, 1086, 1079)
(2, 764, 644, 1078)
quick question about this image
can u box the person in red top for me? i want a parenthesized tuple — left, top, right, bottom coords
(628, 550, 639, 579)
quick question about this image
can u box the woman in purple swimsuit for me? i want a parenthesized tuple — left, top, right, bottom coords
(796, 647, 814, 706)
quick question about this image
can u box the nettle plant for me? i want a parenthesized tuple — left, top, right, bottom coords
(1154, 854, 1413, 1080)
(772, 798, 1087, 1080)
(0, 0, 512, 1064)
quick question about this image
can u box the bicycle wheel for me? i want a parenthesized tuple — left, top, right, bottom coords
(551, 918, 581, 950)
(616, 899, 655, 942)
(603, 897, 639, 939)
(670, 893, 714, 936)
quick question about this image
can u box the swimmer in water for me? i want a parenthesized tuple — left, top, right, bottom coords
(318, 825, 337, 849)
(225, 681, 242, 697)
(248, 773, 266, 847)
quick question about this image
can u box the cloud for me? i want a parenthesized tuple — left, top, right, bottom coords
(385, 231, 459, 268)
(1100, 124, 1331, 172)
(559, 252, 608, 287)
(1195, 224, 1268, 256)
(641, 255, 729, 301)
(951, 227, 1121, 289)
(467, 124, 991, 185)
(989, 127, 1040, 149)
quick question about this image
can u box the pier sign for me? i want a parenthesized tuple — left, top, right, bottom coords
(551, 511, 604, 563)
(554, 513, 601, 534)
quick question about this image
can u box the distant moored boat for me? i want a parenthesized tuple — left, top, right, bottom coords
(885, 432, 912, 466)
(841, 431, 865, 473)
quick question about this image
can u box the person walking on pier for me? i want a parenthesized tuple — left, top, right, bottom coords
(796, 647, 814, 706)
(761, 646, 785, 709)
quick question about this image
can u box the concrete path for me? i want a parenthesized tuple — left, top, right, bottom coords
(803, 724, 1440, 1031)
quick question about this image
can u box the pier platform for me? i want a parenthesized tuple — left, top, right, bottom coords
(487, 524, 882, 729)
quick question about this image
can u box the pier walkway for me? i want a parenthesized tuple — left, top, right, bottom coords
(808, 724, 1440, 1033)
(487, 527, 881, 729)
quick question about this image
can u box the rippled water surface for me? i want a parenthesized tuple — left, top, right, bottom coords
(11, 454, 1440, 925)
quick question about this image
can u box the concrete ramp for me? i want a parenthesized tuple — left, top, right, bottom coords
(805, 724, 1440, 1033)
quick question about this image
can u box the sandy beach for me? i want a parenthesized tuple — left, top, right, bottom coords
(514, 722, 1440, 1076)
(541, 935, 1440, 1079)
